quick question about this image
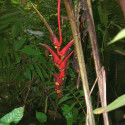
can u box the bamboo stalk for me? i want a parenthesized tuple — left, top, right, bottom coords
(80, 0, 109, 125)
(64, 0, 95, 124)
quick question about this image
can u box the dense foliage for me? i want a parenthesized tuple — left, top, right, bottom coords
(0, 0, 125, 125)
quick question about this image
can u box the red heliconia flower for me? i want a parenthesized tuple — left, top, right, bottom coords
(58, 71, 66, 79)
(57, 40, 74, 57)
(40, 43, 61, 65)
(54, 73, 63, 84)
(33, 1, 74, 98)
(57, 92, 63, 98)
(55, 82, 62, 91)
(58, 51, 74, 71)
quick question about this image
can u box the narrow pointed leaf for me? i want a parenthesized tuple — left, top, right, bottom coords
(93, 94, 125, 114)
(34, 64, 44, 81)
(58, 94, 73, 105)
(108, 29, 125, 45)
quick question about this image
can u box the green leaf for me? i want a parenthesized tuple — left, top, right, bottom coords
(6, 55, 10, 67)
(93, 94, 125, 114)
(40, 65, 49, 78)
(36, 111, 47, 123)
(74, 90, 84, 97)
(0, 24, 8, 32)
(24, 67, 31, 80)
(15, 38, 26, 51)
(58, 94, 73, 105)
(0, 107, 24, 124)
(0, 120, 9, 125)
(62, 104, 74, 125)
(34, 64, 44, 81)
(98, 4, 108, 26)
(108, 29, 125, 45)
(0, 39, 8, 57)
(14, 52, 20, 63)
(62, 103, 77, 115)
(39, 82, 54, 87)
(11, 21, 22, 38)
(72, 108, 78, 119)
(48, 91, 56, 97)
(44, 85, 55, 90)
(0, 11, 21, 22)
(20, 46, 41, 55)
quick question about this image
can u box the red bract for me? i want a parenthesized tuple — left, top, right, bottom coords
(58, 71, 66, 79)
(58, 51, 74, 71)
(40, 43, 61, 65)
(57, 92, 63, 98)
(51, 35, 60, 48)
(54, 73, 63, 84)
(57, 40, 74, 57)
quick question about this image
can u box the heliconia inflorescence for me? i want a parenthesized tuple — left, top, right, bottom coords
(32, 0, 74, 98)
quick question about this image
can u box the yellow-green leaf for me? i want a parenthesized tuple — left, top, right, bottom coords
(108, 29, 125, 45)
(93, 94, 125, 114)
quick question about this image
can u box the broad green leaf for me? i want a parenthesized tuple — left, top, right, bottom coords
(0, 120, 9, 125)
(108, 29, 125, 45)
(20, 46, 41, 55)
(62, 102, 77, 114)
(93, 94, 125, 114)
(62, 104, 74, 125)
(36, 111, 47, 123)
(15, 38, 26, 51)
(0, 107, 24, 124)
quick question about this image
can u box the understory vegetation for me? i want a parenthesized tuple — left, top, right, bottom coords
(0, 0, 125, 125)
